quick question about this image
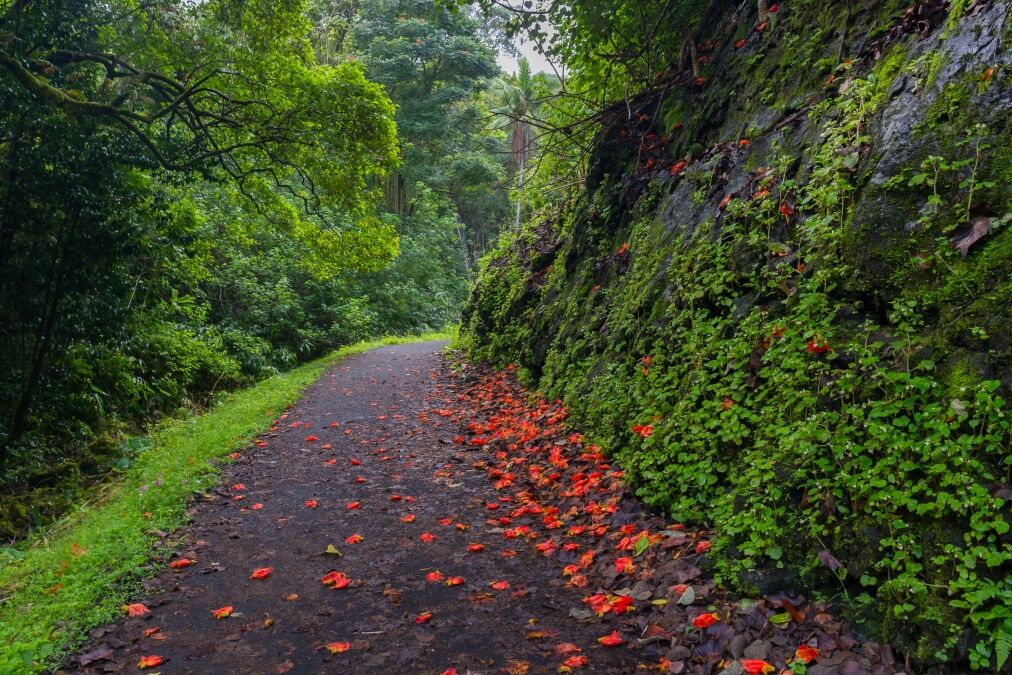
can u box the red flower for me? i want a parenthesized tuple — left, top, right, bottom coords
(137, 655, 164, 669)
(212, 606, 233, 619)
(741, 660, 775, 674)
(614, 557, 636, 574)
(631, 424, 653, 438)
(321, 571, 351, 589)
(426, 571, 444, 583)
(779, 201, 796, 218)
(250, 567, 273, 580)
(696, 540, 712, 554)
(807, 338, 831, 353)
(305, 435, 318, 442)
(562, 655, 588, 668)
(736, 39, 747, 48)
(467, 543, 485, 553)
(169, 558, 195, 569)
(346, 501, 361, 510)
(739, 138, 751, 147)
(693, 613, 720, 628)
(415, 611, 433, 624)
(756, 20, 769, 31)
(670, 160, 687, 175)
(719, 194, 732, 210)
(694, 76, 708, 86)
(325, 641, 350, 654)
(795, 645, 820, 663)
(345, 534, 364, 544)
(597, 630, 624, 647)
(304, 499, 318, 509)
(123, 603, 149, 617)
(616, 242, 630, 256)
(420, 532, 436, 542)
(768, 4, 779, 13)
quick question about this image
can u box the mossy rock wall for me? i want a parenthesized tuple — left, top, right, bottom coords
(463, 1, 1012, 670)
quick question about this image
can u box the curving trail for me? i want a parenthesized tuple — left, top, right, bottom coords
(68, 341, 886, 675)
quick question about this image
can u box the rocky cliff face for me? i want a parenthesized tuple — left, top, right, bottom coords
(463, 1, 1011, 669)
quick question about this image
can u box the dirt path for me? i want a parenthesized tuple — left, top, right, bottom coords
(66, 343, 642, 674)
(68, 342, 890, 675)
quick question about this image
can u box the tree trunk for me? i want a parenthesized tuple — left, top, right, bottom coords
(513, 151, 524, 231)
(758, 0, 769, 23)
(687, 31, 701, 78)
(9, 219, 70, 443)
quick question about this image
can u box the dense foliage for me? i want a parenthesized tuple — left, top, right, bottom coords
(461, 0, 1011, 670)
(0, 0, 511, 537)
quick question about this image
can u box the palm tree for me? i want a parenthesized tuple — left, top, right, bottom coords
(491, 58, 538, 231)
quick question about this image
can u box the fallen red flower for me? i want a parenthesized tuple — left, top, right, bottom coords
(693, 612, 720, 628)
(137, 655, 164, 669)
(795, 645, 820, 663)
(597, 630, 624, 647)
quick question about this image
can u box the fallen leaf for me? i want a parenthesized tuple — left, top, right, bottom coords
(212, 606, 233, 619)
(325, 641, 350, 654)
(950, 216, 991, 257)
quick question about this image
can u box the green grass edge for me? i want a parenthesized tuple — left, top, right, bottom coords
(0, 333, 450, 673)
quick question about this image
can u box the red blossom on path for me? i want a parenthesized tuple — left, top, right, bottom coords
(304, 499, 318, 509)
(345, 534, 364, 544)
(325, 641, 350, 654)
(123, 603, 149, 617)
(169, 558, 194, 569)
(561, 655, 588, 669)
(795, 645, 820, 663)
(693, 612, 720, 628)
(445, 576, 465, 586)
(304, 435, 318, 442)
(137, 655, 164, 669)
(742, 660, 775, 674)
(415, 611, 433, 624)
(597, 630, 624, 647)
(696, 540, 712, 554)
(490, 580, 510, 590)
(420, 532, 436, 542)
(321, 571, 351, 589)
(426, 571, 445, 583)
(467, 543, 485, 553)
(211, 606, 233, 619)
(346, 501, 361, 510)
(249, 567, 273, 580)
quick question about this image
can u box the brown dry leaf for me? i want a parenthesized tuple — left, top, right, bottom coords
(950, 216, 991, 257)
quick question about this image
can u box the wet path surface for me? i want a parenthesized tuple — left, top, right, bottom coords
(67, 342, 645, 674)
